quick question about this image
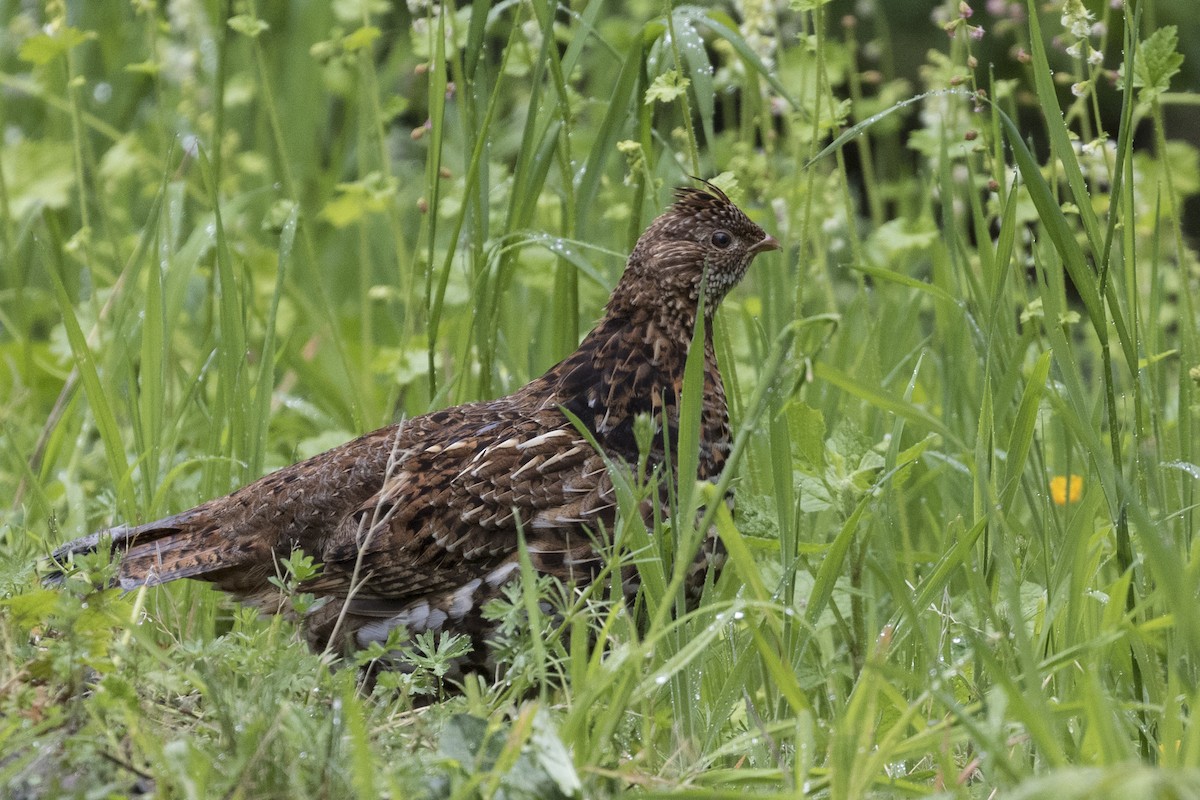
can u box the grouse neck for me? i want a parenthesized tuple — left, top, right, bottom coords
(604, 296, 713, 350)
(536, 304, 724, 467)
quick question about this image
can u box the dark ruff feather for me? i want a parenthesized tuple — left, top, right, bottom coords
(48, 184, 779, 661)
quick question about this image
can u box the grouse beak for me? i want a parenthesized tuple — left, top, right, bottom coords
(749, 234, 780, 255)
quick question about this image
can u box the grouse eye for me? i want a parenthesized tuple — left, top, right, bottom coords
(711, 230, 733, 248)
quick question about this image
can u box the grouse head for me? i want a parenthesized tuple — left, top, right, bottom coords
(608, 182, 779, 322)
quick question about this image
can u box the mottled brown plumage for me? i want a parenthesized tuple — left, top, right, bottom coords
(50, 183, 778, 661)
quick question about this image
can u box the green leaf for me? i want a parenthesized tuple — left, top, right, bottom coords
(45, 241, 132, 515)
(343, 25, 381, 52)
(529, 709, 582, 796)
(806, 490, 871, 628)
(789, 401, 827, 470)
(320, 172, 397, 227)
(644, 69, 690, 105)
(18, 27, 95, 66)
(851, 263, 959, 306)
(227, 14, 270, 38)
(673, 12, 714, 145)
(867, 217, 940, 262)
(1, 587, 60, 628)
(437, 714, 492, 767)
(1, 141, 75, 218)
(1123, 25, 1184, 103)
(1001, 350, 1052, 509)
(814, 362, 957, 444)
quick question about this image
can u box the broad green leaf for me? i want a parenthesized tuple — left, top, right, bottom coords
(18, 26, 94, 65)
(1119, 25, 1184, 103)
(644, 70, 690, 104)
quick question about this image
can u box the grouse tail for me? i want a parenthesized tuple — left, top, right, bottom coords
(45, 508, 235, 590)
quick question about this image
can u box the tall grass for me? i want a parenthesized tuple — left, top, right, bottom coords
(2, 1, 1198, 797)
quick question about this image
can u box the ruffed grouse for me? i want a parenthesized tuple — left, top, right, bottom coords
(50, 183, 779, 660)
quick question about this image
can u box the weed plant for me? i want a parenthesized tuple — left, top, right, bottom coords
(1, 1, 1199, 797)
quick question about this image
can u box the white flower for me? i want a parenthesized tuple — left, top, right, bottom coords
(1060, 0, 1093, 39)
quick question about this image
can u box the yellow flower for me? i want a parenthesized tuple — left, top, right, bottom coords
(1049, 474, 1083, 505)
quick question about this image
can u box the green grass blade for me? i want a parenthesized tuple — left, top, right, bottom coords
(42, 225, 133, 519)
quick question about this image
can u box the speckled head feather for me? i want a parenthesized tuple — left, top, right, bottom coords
(609, 182, 779, 320)
(668, 180, 732, 218)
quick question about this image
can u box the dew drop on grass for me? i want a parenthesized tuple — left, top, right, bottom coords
(93, 83, 112, 103)
(655, 675, 668, 685)
(1163, 460, 1200, 480)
